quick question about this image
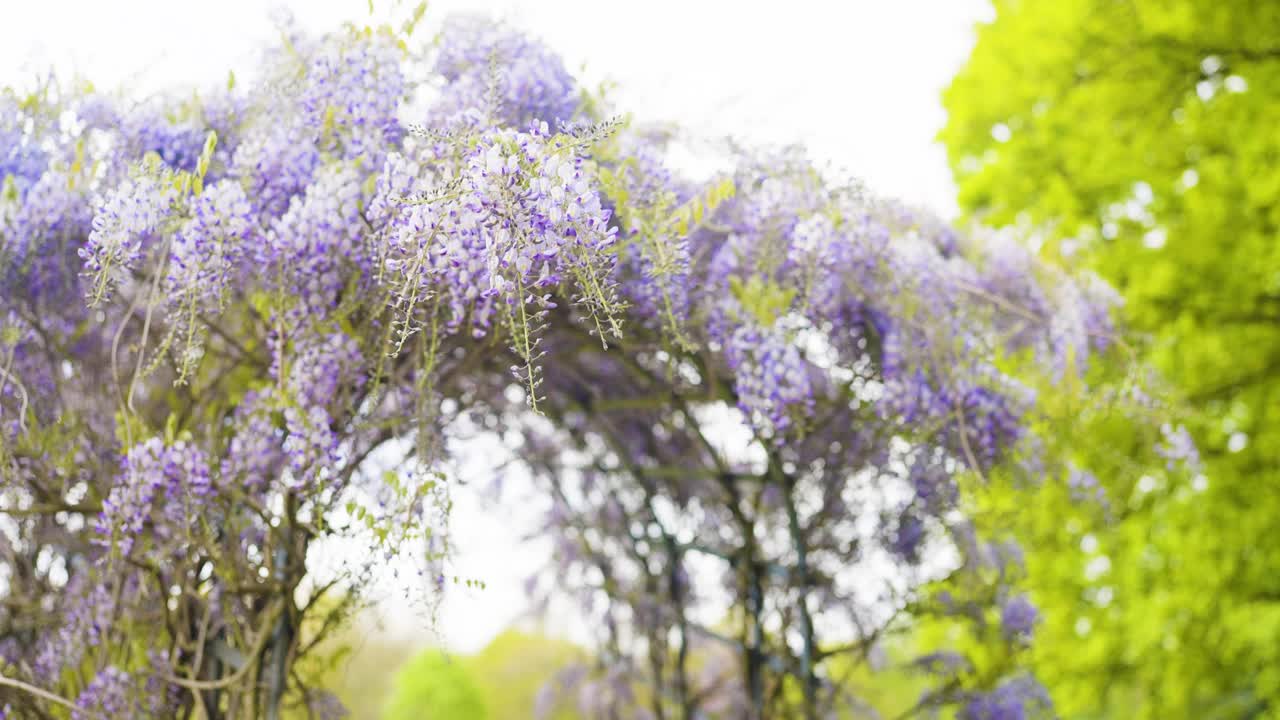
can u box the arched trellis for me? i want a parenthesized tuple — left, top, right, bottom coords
(0, 10, 1142, 720)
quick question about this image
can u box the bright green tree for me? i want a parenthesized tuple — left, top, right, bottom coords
(384, 650, 489, 720)
(942, 1, 1280, 717)
(381, 631, 587, 719)
(463, 631, 586, 719)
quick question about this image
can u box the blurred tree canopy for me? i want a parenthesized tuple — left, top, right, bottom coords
(384, 649, 489, 720)
(942, 1, 1280, 717)
(288, 616, 417, 719)
(383, 630, 585, 719)
(383, 629, 933, 719)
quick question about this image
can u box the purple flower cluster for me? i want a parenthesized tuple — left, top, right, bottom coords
(786, 213, 862, 324)
(80, 172, 177, 305)
(889, 511, 927, 563)
(74, 666, 136, 720)
(269, 162, 369, 312)
(975, 235, 1052, 352)
(71, 663, 176, 720)
(288, 331, 365, 409)
(122, 108, 209, 173)
(1046, 273, 1111, 375)
(881, 356, 1032, 470)
(2, 165, 94, 304)
(1157, 422, 1201, 473)
(300, 30, 406, 161)
(0, 96, 49, 189)
(600, 132, 696, 329)
(380, 124, 617, 340)
(96, 438, 213, 556)
(1068, 464, 1107, 506)
(232, 121, 320, 221)
(971, 235, 1122, 377)
(1001, 594, 1039, 640)
(909, 454, 959, 511)
(959, 676, 1054, 720)
(33, 576, 120, 678)
(723, 321, 814, 438)
(270, 331, 365, 488)
(166, 180, 256, 311)
(432, 15, 579, 129)
(224, 390, 284, 493)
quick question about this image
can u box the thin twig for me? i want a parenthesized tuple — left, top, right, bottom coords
(0, 674, 101, 718)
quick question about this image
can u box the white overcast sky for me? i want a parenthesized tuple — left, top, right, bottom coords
(0, 0, 994, 653)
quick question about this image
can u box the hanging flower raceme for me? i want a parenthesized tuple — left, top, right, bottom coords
(224, 390, 284, 494)
(0, 95, 49, 190)
(121, 107, 209, 174)
(1001, 594, 1040, 640)
(377, 123, 619, 404)
(95, 438, 213, 557)
(231, 120, 321, 221)
(723, 319, 815, 438)
(432, 14, 580, 129)
(165, 180, 257, 378)
(300, 29, 407, 161)
(959, 676, 1054, 720)
(606, 133, 696, 334)
(166, 180, 255, 310)
(269, 162, 370, 313)
(3, 165, 95, 304)
(80, 170, 178, 306)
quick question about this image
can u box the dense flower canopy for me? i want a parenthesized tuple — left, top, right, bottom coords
(0, 9, 1138, 719)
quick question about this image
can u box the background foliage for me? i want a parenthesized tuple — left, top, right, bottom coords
(942, 1, 1280, 717)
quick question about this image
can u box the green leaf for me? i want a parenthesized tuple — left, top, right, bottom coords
(729, 275, 797, 327)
